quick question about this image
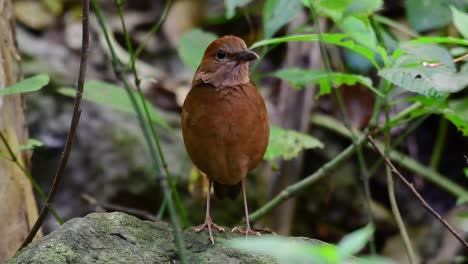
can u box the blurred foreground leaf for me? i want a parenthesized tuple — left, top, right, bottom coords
(264, 125, 323, 160)
(0, 74, 49, 96)
(337, 224, 374, 259)
(178, 29, 218, 70)
(228, 225, 394, 264)
(57, 81, 170, 129)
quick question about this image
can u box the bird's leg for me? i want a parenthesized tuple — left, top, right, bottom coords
(231, 178, 261, 237)
(195, 180, 224, 244)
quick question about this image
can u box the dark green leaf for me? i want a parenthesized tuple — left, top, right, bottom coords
(178, 29, 218, 70)
(406, 0, 452, 32)
(228, 236, 338, 264)
(337, 224, 375, 260)
(0, 74, 49, 96)
(451, 6, 468, 39)
(263, 0, 302, 38)
(19, 138, 44, 151)
(272, 68, 380, 96)
(264, 125, 324, 160)
(57, 81, 170, 129)
(225, 0, 252, 19)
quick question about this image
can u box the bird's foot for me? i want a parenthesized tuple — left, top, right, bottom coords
(231, 226, 261, 236)
(195, 217, 225, 244)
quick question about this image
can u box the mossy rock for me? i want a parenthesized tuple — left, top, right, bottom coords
(8, 212, 282, 263)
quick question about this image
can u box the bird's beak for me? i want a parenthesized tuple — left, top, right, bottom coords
(236, 50, 260, 62)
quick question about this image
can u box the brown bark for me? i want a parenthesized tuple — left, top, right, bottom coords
(266, 13, 322, 235)
(0, 0, 40, 261)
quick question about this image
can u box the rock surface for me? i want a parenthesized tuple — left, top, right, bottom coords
(8, 212, 283, 264)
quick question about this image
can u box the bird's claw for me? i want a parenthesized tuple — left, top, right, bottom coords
(195, 218, 224, 244)
(231, 226, 261, 236)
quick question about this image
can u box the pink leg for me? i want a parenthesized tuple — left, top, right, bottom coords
(195, 180, 224, 244)
(231, 178, 261, 237)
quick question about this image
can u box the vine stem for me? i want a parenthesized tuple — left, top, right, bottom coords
(368, 136, 468, 249)
(92, 1, 187, 262)
(114, 0, 188, 226)
(18, 0, 90, 251)
(0, 131, 63, 224)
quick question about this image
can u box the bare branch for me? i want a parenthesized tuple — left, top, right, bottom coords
(81, 194, 158, 222)
(18, 0, 90, 251)
(367, 135, 468, 249)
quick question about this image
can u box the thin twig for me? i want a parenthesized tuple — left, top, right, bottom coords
(423, 52, 468, 67)
(249, 135, 367, 222)
(18, 0, 90, 250)
(309, 4, 376, 253)
(115, 0, 188, 226)
(383, 103, 416, 264)
(249, 102, 443, 222)
(91, 1, 187, 262)
(0, 131, 63, 223)
(310, 113, 468, 198)
(367, 135, 468, 249)
(81, 194, 158, 222)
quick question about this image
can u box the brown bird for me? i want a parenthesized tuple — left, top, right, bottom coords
(182, 35, 269, 244)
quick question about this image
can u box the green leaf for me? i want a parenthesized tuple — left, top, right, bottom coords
(379, 44, 468, 99)
(339, 16, 377, 50)
(451, 6, 468, 39)
(409, 36, 468, 46)
(264, 125, 324, 160)
(251, 34, 379, 68)
(345, 0, 383, 16)
(410, 96, 468, 136)
(19, 138, 44, 151)
(0, 74, 49, 96)
(311, 0, 353, 21)
(406, 0, 452, 32)
(228, 236, 338, 264)
(178, 29, 218, 70)
(464, 167, 468, 178)
(225, 0, 252, 19)
(310, 0, 381, 21)
(57, 81, 170, 129)
(263, 0, 302, 38)
(272, 68, 381, 96)
(337, 224, 375, 260)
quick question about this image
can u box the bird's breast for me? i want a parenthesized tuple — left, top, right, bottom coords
(182, 83, 269, 185)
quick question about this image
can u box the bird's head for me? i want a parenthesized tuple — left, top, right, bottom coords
(192, 35, 259, 88)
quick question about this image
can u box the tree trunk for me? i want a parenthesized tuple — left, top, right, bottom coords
(0, 0, 41, 261)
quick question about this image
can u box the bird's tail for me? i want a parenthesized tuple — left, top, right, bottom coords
(213, 181, 241, 200)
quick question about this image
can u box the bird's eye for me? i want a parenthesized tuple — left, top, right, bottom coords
(216, 49, 226, 60)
